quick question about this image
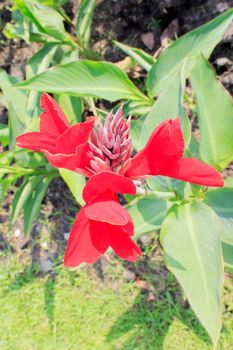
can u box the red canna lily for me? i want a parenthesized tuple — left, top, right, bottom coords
(16, 93, 224, 188)
(16, 93, 224, 266)
(16, 93, 95, 176)
(64, 172, 141, 267)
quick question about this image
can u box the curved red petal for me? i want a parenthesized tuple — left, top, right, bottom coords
(64, 208, 102, 267)
(84, 200, 133, 226)
(90, 219, 140, 262)
(159, 158, 224, 187)
(40, 93, 69, 136)
(124, 118, 184, 178)
(56, 118, 95, 154)
(16, 132, 57, 153)
(43, 143, 90, 171)
(83, 171, 136, 203)
(108, 224, 141, 262)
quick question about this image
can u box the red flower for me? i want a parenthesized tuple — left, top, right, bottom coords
(16, 93, 95, 176)
(120, 118, 224, 187)
(17, 93, 223, 187)
(64, 172, 141, 266)
(17, 94, 224, 266)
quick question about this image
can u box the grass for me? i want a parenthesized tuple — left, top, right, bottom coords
(0, 251, 233, 350)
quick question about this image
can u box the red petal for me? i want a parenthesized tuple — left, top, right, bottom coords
(43, 143, 90, 171)
(89, 221, 110, 254)
(56, 118, 95, 154)
(83, 171, 136, 203)
(123, 118, 184, 178)
(16, 132, 57, 153)
(40, 93, 69, 136)
(108, 224, 141, 262)
(84, 200, 133, 226)
(64, 208, 102, 267)
(159, 158, 224, 187)
(89, 220, 140, 262)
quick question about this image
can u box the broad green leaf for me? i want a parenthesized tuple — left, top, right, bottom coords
(10, 176, 43, 226)
(146, 176, 185, 198)
(224, 177, 233, 188)
(0, 70, 27, 149)
(15, 0, 70, 42)
(204, 188, 233, 245)
(147, 9, 233, 96)
(191, 55, 233, 170)
(23, 175, 53, 234)
(59, 169, 85, 206)
(75, 0, 96, 48)
(122, 100, 152, 116)
(161, 201, 223, 346)
(37, 0, 71, 23)
(55, 94, 83, 124)
(222, 242, 233, 268)
(26, 43, 58, 79)
(114, 40, 155, 72)
(0, 70, 27, 124)
(16, 60, 149, 103)
(127, 196, 167, 237)
(130, 118, 145, 151)
(58, 49, 79, 65)
(8, 103, 25, 150)
(140, 65, 191, 148)
(26, 43, 59, 118)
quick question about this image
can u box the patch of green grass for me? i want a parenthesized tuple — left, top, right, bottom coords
(0, 253, 233, 350)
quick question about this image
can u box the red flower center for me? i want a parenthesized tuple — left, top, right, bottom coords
(87, 107, 132, 174)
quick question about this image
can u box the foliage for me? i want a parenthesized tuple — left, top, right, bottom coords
(1, 1, 233, 347)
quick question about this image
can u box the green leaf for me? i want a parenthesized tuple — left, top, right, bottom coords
(54, 94, 83, 124)
(161, 201, 223, 346)
(127, 196, 167, 237)
(224, 177, 233, 188)
(0, 70, 27, 124)
(146, 176, 185, 198)
(0, 177, 16, 205)
(75, 0, 96, 48)
(16, 60, 148, 103)
(147, 9, 233, 96)
(26, 43, 58, 79)
(114, 40, 155, 72)
(37, 0, 72, 23)
(59, 169, 85, 206)
(0, 123, 9, 147)
(14, 150, 48, 168)
(122, 100, 152, 116)
(10, 176, 43, 226)
(204, 188, 233, 245)
(26, 43, 59, 117)
(0, 71, 28, 149)
(15, 0, 70, 42)
(222, 242, 233, 268)
(191, 55, 233, 170)
(140, 65, 191, 148)
(130, 118, 145, 151)
(23, 176, 53, 234)
(3, 10, 30, 42)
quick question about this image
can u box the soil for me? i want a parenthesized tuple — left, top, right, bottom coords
(0, 0, 233, 280)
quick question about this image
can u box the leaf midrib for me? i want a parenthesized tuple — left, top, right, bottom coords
(185, 205, 211, 310)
